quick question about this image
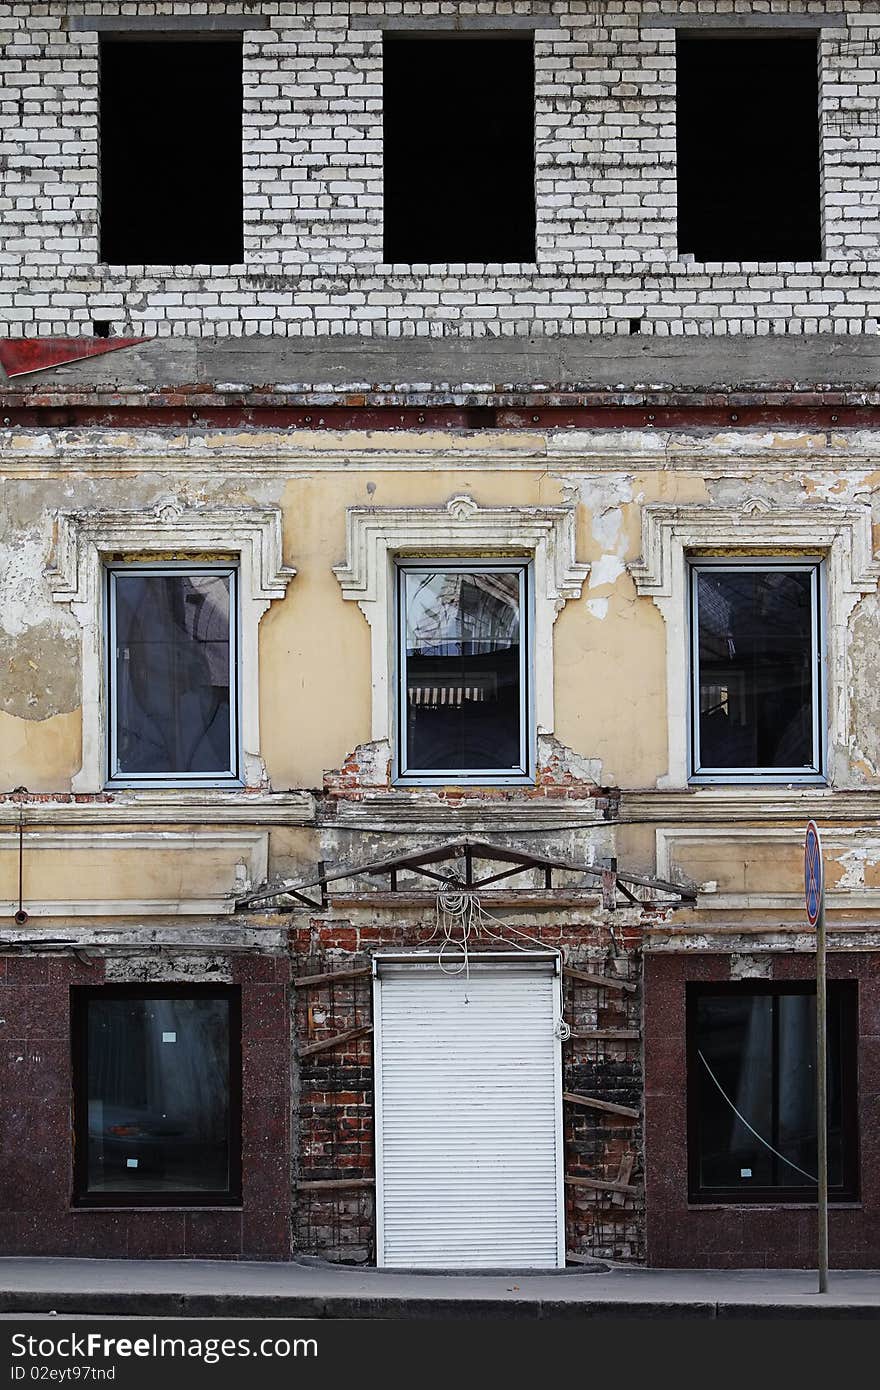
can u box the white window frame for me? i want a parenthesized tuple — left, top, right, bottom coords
(106, 562, 241, 789)
(45, 499, 296, 793)
(332, 494, 590, 785)
(628, 499, 880, 790)
(395, 558, 534, 786)
(688, 557, 825, 785)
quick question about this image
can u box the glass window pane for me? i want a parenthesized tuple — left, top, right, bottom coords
(113, 572, 232, 775)
(84, 996, 232, 1196)
(695, 991, 844, 1194)
(696, 568, 815, 770)
(403, 569, 523, 771)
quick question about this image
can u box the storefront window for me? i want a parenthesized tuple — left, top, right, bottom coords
(688, 983, 857, 1203)
(74, 989, 240, 1205)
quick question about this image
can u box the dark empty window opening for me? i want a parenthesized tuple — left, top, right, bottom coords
(383, 37, 536, 264)
(676, 35, 822, 262)
(100, 39, 243, 265)
(92, 320, 111, 338)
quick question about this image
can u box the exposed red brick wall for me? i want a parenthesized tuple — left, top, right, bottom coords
(291, 919, 644, 1264)
(0, 952, 292, 1260)
(322, 740, 620, 812)
(643, 951, 880, 1269)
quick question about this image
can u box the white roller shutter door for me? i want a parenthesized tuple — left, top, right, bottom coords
(374, 955, 565, 1270)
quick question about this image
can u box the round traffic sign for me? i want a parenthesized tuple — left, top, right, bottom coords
(805, 819, 824, 927)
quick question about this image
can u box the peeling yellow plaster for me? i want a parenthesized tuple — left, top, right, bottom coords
(554, 576, 668, 788)
(261, 472, 566, 787)
(201, 430, 549, 456)
(0, 708, 82, 791)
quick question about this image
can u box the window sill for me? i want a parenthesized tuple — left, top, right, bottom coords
(105, 780, 246, 792)
(687, 776, 828, 788)
(687, 1201, 861, 1211)
(72, 1203, 244, 1213)
(97, 262, 248, 275)
(393, 776, 535, 789)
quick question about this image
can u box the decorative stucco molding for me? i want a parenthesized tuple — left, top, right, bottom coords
(0, 791, 315, 828)
(45, 500, 296, 792)
(630, 498, 880, 600)
(629, 499, 880, 789)
(656, 825, 880, 914)
(333, 495, 589, 749)
(46, 499, 294, 605)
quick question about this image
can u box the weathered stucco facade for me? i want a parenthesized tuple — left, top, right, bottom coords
(4, 0, 880, 1270)
(3, 400, 880, 1265)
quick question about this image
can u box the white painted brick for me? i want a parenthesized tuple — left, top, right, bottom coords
(0, 1, 878, 340)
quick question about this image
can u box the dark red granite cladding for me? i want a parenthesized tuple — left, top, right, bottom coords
(0, 953, 291, 1259)
(644, 951, 880, 1269)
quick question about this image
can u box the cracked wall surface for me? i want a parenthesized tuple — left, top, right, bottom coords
(2, 431, 880, 808)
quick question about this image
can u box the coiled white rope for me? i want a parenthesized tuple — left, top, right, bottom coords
(430, 881, 571, 1036)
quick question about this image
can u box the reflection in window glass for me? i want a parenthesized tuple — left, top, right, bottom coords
(110, 569, 235, 778)
(692, 989, 853, 1198)
(401, 567, 525, 774)
(693, 566, 818, 773)
(82, 995, 234, 1198)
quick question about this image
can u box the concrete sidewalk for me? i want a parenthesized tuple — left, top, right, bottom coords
(0, 1258, 879, 1318)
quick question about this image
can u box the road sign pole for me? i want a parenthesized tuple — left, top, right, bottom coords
(816, 877, 828, 1294)
(806, 819, 829, 1295)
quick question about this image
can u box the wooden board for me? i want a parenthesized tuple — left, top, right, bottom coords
(611, 1152, 637, 1207)
(564, 1174, 640, 1196)
(297, 1177, 375, 1192)
(563, 966, 637, 994)
(294, 966, 372, 988)
(563, 1090, 639, 1120)
(298, 1023, 374, 1058)
(566, 1029, 640, 1041)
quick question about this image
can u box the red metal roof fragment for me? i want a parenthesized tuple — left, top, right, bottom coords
(0, 337, 149, 378)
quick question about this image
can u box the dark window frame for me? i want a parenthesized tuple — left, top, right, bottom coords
(688, 556, 825, 784)
(72, 985, 242, 1209)
(686, 981, 859, 1205)
(394, 558, 534, 785)
(105, 562, 241, 788)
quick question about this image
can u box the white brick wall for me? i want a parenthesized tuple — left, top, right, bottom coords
(3, 1, 880, 338)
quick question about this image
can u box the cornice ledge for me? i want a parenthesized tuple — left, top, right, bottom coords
(0, 791, 315, 827)
(620, 786, 880, 823)
(325, 794, 608, 833)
